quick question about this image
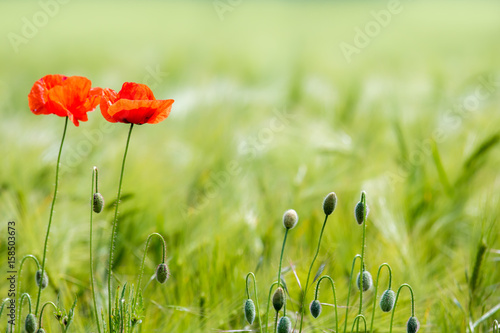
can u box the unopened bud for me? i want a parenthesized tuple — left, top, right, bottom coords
(272, 287, 285, 312)
(282, 209, 298, 229)
(244, 299, 255, 324)
(36, 329, 46, 333)
(309, 300, 322, 318)
(277, 316, 291, 333)
(380, 289, 396, 312)
(356, 271, 372, 292)
(93, 193, 104, 213)
(354, 201, 369, 224)
(25, 314, 37, 333)
(156, 263, 170, 284)
(323, 192, 337, 216)
(407, 316, 420, 333)
(36, 270, 48, 289)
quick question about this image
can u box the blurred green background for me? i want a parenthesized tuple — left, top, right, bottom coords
(1, 0, 499, 332)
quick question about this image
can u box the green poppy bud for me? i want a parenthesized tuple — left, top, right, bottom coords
(354, 201, 369, 224)
(407, 316, 420, 333)
(356, 271, 372, 292)
(156, 263, 170, 284)
(323, 192, 337, 216)
(36, 270, 48, 289)
(93, 193, 104, 213)
(380, 289, 396, 312)
(309, 300, 322, 318)
(25, 314, 37, 333)
(272, 287, 285, 312)
(244, 299, 255, 324)
(36, 329, 46, 333)
(277, 316, 291, 333)
(282, 209, 298, 229)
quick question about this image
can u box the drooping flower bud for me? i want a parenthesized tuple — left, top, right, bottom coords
(155, 263, 170, 284)
(309, 300, 322, 318)
(272, 287, 285, 312)
(407, 316, 420, 333)
(277, 316, 291, 333)
(93, 193, 104, 213)
(379, 289, 396, 312)
(25, 314, 37, 333)
(282, 209, 298, 229)
(244, 299, 256, 324)
(36, 270, 48, 289)
(356, 271, 372, 292)
(36, 329, 46, 333)
(323, 192, 337, 216)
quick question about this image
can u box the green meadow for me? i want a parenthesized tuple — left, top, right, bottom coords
(0, 0, 499, 332)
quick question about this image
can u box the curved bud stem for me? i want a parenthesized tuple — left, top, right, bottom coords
(135, 232, 167, 303)
(343, 254, 362, 333)
(0, 298, 11, 318)
(108, 123, 134, 329)
(265, 281, 279, 333)
(314, 275, 339, 333)
(389, 283, 416, 333)
(299, 214, 329, 333)
(39, 301, 58, 328)
(492, 319, 499, 333)
(369, 263, 393, 332)
(35, 116, 69, 316)
(16, 255, 40, 333)
(90, 167, 102, 333)
(18, 293, 33, 332)
(350, 314, 367, 333)
(245, 272, 263, 333)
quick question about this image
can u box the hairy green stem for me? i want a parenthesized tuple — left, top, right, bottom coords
(265, 281, 279, 333)
(350, 314, 367, 333)
(39, 301, 57, 328)
(369, 263, 393, 332)
(16, 255, 40, 333)
(90, 167, 102, 333)
(246, 272, 263, 333)
(18, 293, 32, 330)
(344, 254, 361, 333)
(274, 228, 289, 333)
(35, 117, 68, 316)
(389, 283, 416, 333)
(108, 123, 134, 330)
(134, 232, 167, 304)
(314, 275, 339, 333)
(298, 214, 329, 333)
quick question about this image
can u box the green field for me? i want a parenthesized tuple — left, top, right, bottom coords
(1, 0, 499, 332)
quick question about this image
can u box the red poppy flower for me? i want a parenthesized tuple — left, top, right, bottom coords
(100, 82, 174, 125)
(28, 74, 102, 126)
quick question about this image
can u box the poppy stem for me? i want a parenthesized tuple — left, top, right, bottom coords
(34, 116, 68, 316)
(389, 283, 416, 333)
(108, 123, 134, 331)
(16, 255, 40, 333)
(90, 167, 102, 333)
(369, 263, 393, 332)
(298, 214, 329, 333)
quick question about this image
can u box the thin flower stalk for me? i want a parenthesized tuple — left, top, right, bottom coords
(369, 263, 393, 331)
(389, 283, 416, 333)
(246, 272, 263, 333)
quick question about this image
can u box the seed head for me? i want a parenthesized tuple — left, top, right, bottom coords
(282, 209, 298, 229)
(309, 300, 322, 318)
(272, 287, 285, 312)
(93, 193, 104, 213)
(407, 316, 420, 333)
(356, 271, 373, 292)
(25, 314, 37, 333)
(36, 270, 48, 289)
(244, 299, 255, 324)
(277, 316, 291, 333)
(156, 263, 170, 284)
(380, 289, 396, 312)
(323, 192, 337, 216)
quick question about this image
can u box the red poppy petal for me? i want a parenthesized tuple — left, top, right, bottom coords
(100, 88, 119, 123)
(117, 82, 155, 101)
(146, 99, 174, 124)
(105, 99, 168, 124)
